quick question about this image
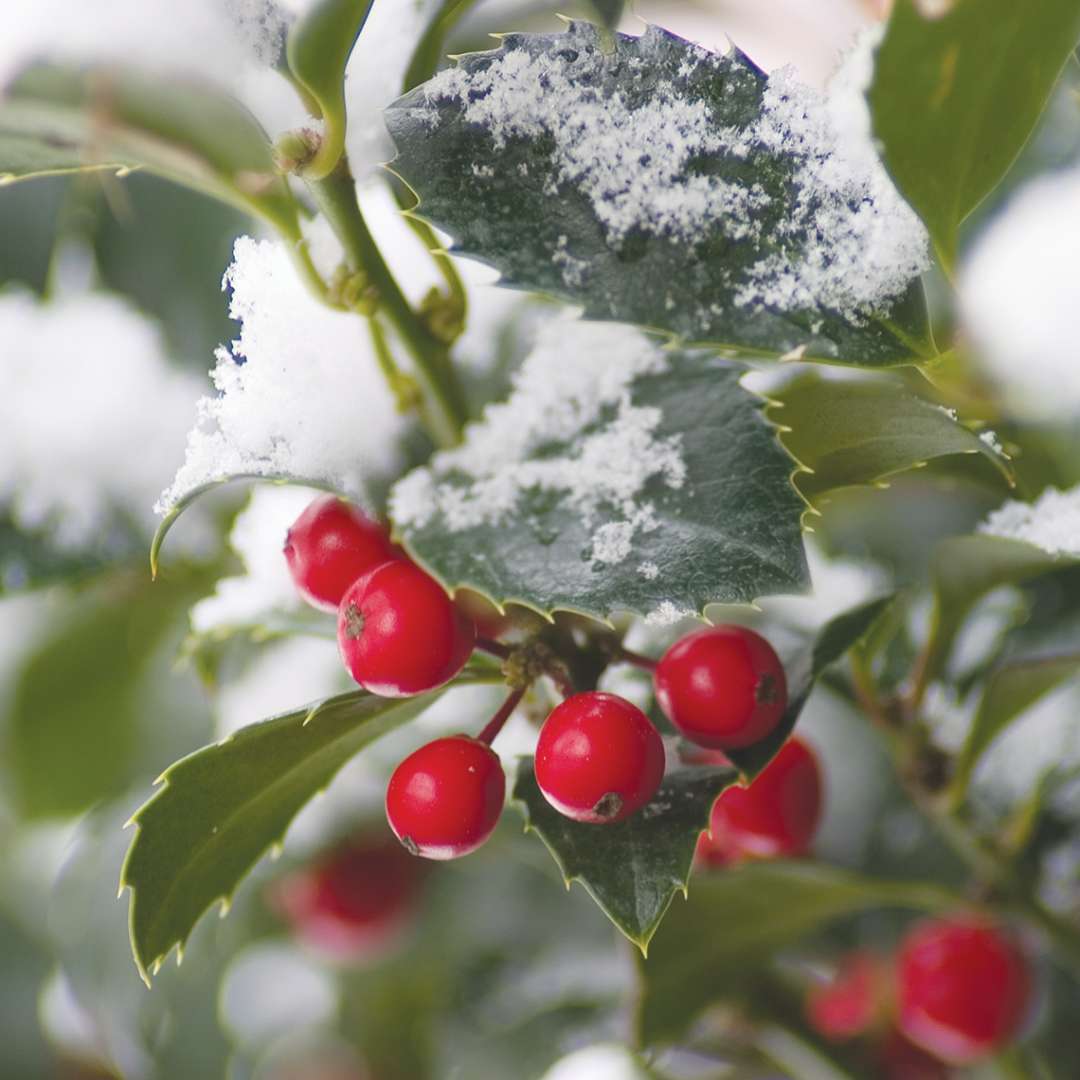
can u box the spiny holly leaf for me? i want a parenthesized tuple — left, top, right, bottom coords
(728, 593, 896, 777)
(768, 372, 1014, 504)
(285, 0, 374, 178)
(0, 64, 300, 239)
(392, 344, 809, 623)
(870, 0, 1080, 269)
(510, 597, 893, 949)
(121, 687, 451, 983)
(386, 21, 934, 365)
(511, 755, 739, 951)
(635, 861, 957, 1046)
(921, 534, 1077, 689)
(949, 654, 1080, 807)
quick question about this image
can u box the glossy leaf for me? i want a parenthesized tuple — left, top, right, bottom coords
(387, 21, 933, 365)
(728, 593, 896, 777)
(869, 0, 1080, 268)
(121, 686, 452, 981)
(635, 861, 956, 1046)
(511, 755, 739, 951)
(286, 0, 374, 178)
(950, 655, 1080, 805)
(0, 64, 300, 238)
(768, 372, 1014, 503)
(396, 355, 809, 622)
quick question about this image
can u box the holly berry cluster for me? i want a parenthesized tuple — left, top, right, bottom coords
(284, 495, 813, 862)
(807, 916, 1033, 1074)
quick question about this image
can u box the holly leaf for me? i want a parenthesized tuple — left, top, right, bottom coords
(869, 0, 1080, 269)
(768, 372, 1014, 503)
(386, 21, 933, 366)
(0, 129, 126, 182)
(511, 755, 739, 951)
(120, 685, 456, 982)
(0, 64, 301, 239)
(635, 861, 957, 1046)
(728, 593, 896, 777)
(393, 352, 809, 622)
(949, 654, 1080, 806)
(285, 0, 374, 178)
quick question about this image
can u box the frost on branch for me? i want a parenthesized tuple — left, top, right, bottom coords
(157, 218, 409, 517)
(386, 21, 932, 364)
(979, 485, 1080, 559)
(391, 317, 808, 621)
(960, 163, 1080, 421)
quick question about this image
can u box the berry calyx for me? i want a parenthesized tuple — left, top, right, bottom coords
(897, 916, 1031, 1065)
(272, 833, 422, 960)
(386, 735, 505, 859)
(696, 737, 822, 864)
(806, 951, 888, 1041)
(337, 560, 476, 697)
(654, 624, 787, 750)
(284, 495, 400, 612)
(534, 692, 666, 824)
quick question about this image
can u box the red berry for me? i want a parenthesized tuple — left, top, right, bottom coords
(272, 834, 422, 960)
(284, 495, 400, 612)
(897, 916, 1031, 1065)
(338, 560, 476, 696)
(386, 736, 505, 859)
(697, 737, 822, 864)
(654, 624, 787, 750)
(534, 692, 666, 824)
(806, 951, 886, 1041)
(878, 1028, 951, 1080)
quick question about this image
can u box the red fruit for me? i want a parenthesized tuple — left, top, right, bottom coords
(654, 625, 787, 750)
(897, 916, 1031, 1065)
(697, 737, 822, 864)
(534, 692, 666, 824)
(879, 1029, 951, 1080)
(284, 495, 400, 612)
(386, 736, 505, 859)
(338, 560, 476, 696)
(273, 834, 421, 960)
(806, 951, 887, 1041)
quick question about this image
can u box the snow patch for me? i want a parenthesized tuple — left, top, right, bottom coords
(978, 485, 1080, 558)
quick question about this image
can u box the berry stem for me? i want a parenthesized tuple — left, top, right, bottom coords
(475, 637, 513, 660)
(476, 686, 526, 746)
(613, 645, 658, 672)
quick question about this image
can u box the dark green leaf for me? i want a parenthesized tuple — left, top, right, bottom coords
(728, 594, 896, 776)
(387, 21, 933, 365)
(285, 0, 374, 178)
(0, 64, 300, 238)
(635, 861, 956, 1046)
(869, 0, 1080, 268)
(121, 686, 449, 982)
(395, 354, 809, 621)
(0, 511, 112, 594)
(511, 756, 739, 950)
(768, 372, 1014, 502)
(950, 655, 1080, 805)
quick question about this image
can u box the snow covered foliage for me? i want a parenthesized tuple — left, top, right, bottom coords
(960, 164, 1080, 420)
(979, 484, 1080, 558)
(0, 289, 200, 553)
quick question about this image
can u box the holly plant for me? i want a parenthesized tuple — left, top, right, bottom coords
(4, 0, 1080, 1078)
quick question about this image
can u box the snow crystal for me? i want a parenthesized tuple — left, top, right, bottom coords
(637, 561, 660, 580)
(157, 213, 409, 516)
(390, 318, 685, 567)
(960, 163, 1080, 420)
(190, 485, 315, 635)
(645, 600, 696, 627)
(420, 23, 928, 320)
(0, 289, 201, 550)
(978, 485, 1080, 558)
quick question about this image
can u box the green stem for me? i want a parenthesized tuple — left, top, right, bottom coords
(286, 233, 337, 308)
(400, 203, 468, 327)
(402, 0, 478, 93)
(366, 316, 421, 414)
(305, 161, 468, 448)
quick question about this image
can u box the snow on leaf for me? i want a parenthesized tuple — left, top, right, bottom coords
(386, 20, 933, 365)
(979, 485, 1080, 558)
(390, 318, 809, 621)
